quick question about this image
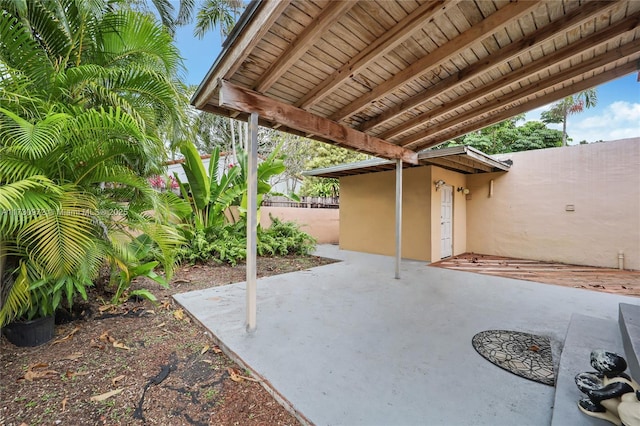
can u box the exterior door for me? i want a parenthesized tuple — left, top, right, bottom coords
(440, 185, 453, 258)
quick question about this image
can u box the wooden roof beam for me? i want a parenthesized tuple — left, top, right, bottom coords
(449, 155, 493, 173)
(218, 80, 418, 164)
(254, 1, 355, 94)
(425, 158, 477, 174)
(360, 1, 622, 133)
(193, 0, 291, 109)
(328, 0, 540, 122)
(411, 62, 640, 151)
(381, 12, 640, 141)
(296, 0, 452, 110)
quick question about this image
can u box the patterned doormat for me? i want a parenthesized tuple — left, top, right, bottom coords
(472, 330, 555, 386)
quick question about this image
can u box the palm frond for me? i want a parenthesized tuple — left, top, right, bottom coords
(99, 10, 181, 74)
(0, 176, 62, 235)
(0, 154, 47, 182)
(0, 107, 68, 160)
(0, 6, 54, 90)
(17, 190, 101, 278)
(0, 261, 31, 327)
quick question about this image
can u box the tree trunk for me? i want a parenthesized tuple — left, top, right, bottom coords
(562, 110, 568, 146)
(229, 118, 237, 162)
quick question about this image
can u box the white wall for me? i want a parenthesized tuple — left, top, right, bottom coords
(466, 138, 640, 270)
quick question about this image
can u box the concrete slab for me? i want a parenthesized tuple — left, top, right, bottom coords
(620, 303, 640, 380)
(174, 246, 639, 426)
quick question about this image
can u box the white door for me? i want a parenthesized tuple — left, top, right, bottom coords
(440, 185, 453, 258)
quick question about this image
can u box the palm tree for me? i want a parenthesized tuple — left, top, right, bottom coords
(132, 0, 242, 38)
(541, 89, 598, 146)
(0, 0, 186, 325)
(194, 0, 243, 38)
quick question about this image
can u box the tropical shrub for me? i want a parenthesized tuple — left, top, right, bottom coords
(174, 143, 244, 233)
(177, 226, 246, 266)
(0, 0, 187, 326)
(257, 217, 316, 256)
(178, 218, 316, 265)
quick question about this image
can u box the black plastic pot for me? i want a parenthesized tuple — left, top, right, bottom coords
(2, 315, 55, 347)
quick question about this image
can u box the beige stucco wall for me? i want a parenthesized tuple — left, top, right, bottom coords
(340, 166, 468, 261)
(261, 206, 339, 244)
(225, 206, 339, 244)
(466, 139, 640, 270)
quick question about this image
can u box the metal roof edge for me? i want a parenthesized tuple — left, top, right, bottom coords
(302, 157, 393, 177)
(304, 146, 512, 177)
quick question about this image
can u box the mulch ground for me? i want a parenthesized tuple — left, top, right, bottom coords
(0, 255, 336, 426)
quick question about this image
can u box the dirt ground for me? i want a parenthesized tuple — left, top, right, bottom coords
(0, 255, 336, 426)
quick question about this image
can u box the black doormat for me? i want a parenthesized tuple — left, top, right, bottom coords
(472, 330, 555, 386)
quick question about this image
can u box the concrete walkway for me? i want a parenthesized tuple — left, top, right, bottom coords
(174, 246, 638, 426)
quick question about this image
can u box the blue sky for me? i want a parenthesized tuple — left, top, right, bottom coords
(176, 24, 640, 145)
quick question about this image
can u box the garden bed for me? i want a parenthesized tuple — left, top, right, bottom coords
(0, 255, 336, 426)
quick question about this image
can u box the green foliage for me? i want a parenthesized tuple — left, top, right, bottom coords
(540, 89, 598, 146)
(175, 143, 244, 231)
(0, 0, 186, 325)
(174, 140, 309, 267)
(178, 218, 316, 266)
(300, 141, 369, 197)
(177, 226, 246, 266)
(257, 217, 316, 257)
(441, 115, 563, 154)
(111, 260, 169, 305)
(194, 0, 243, 38)
(230, 142, 294, 220)
(510, 121, 564, 152)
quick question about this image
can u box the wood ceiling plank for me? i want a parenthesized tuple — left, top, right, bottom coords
(218, 81, 418, 164)
(297, 0, 453, 110)
(329, 1, 540, 122)
(254, 1, 355, 93)
(381, 12, 640, 141)
(359, 1, 625, 133)
(410, 60, 640, 150)
(349, 3, 388, 35)
(425, 157, 477, 174)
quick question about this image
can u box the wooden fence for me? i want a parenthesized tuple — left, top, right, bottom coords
(262, 196, 339, 209)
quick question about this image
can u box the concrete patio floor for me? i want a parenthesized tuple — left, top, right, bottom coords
(174, 246, 639, 426)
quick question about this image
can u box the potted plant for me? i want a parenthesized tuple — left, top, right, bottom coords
(0, 253, 57, 347)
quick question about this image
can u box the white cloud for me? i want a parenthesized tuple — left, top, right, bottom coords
(569, 101, 640, 143)
(525, 101, 640, 144)
(609, 101, 640, 121)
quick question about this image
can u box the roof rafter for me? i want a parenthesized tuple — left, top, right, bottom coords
(359, 1, 622, 134)
(328, 0, 540, 122)
(411, 61, 640, 150)
(382, 12, 640, 141)
(193, 0, 291, 109)
(296, 0, 452, 110)
(427, 157, 486, 174)
(218, 80, 418, 164)
(254, 1, 356, 94)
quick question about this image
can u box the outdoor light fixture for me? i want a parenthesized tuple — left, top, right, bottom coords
(434, 179, 446, 190)
(457, 187, 470, 195)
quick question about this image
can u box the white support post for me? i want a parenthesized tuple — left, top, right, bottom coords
(395, 158, 402, 279)
(246, 112, 258, 332)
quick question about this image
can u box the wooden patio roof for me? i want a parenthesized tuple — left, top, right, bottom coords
(192, 0, 640, 165)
